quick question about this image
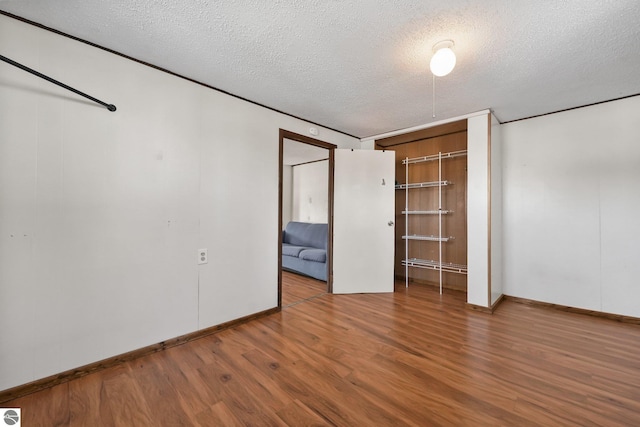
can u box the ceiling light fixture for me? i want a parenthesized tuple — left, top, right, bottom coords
(429, 39, 456, 119)
(429, 40, 456, 77)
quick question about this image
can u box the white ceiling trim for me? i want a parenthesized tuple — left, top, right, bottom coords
(361, 109, 490, 144)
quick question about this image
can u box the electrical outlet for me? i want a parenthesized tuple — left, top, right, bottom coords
(198, 248, 208, 265)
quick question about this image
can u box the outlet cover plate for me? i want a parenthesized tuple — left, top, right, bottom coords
(198, 248, 208, 264)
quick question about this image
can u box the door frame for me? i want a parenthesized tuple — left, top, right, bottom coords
(278, 129, 337, 308)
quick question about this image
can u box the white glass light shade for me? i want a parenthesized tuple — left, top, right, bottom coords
(430, 47, 456, 77)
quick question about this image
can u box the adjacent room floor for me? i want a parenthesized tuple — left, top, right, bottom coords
(281, 270, 327, 307)
(5, 281, 640, 426)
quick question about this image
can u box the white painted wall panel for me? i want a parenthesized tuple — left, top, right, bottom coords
(0, 14, 360, 391)
(596, 99, 640, 317)
(502, 95, 640, 316)
(490, 114, 503, 305)
(467, 115, 490, 307)
(282, 165, 293, 228)
(197, 94, 281, 327)
(292, 160, 328, 223)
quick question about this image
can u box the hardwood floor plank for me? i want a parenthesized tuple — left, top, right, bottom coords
(68, 370, 115, 427)
(99, 366, 155, 426)
(195, 354, 288, 426)
(151, 343, 220, 416)
(9, 382, 70, 427)
(206, 332, 295, 411)
(4, 280, 640, 426)
(194, 401, 245, 427)
(281, 270, 326, 307)
(244, 347, 401, 426)
(275, 399, 330, 427)
(129, 355, 194, 426)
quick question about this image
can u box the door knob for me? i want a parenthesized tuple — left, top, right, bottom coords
(388, 221, 394, 226)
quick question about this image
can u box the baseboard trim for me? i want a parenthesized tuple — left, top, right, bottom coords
(503, 295, 640, 325)
(466, 294, 504, 314)
(0, 306, 279, 404)
(490, 294, 505, 312)
(465, 303, 492, 313)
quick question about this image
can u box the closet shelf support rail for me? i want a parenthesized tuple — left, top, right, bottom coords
(0, 54, 117, 112)
(402, 234, 452, 242)
(395, 180, 450, 189)
(403, 149, 467, 165)
(402, 258, 467, 274)
(402, 210, 452, 215)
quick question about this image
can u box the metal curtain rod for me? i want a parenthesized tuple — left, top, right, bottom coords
(0, 54, 116, 112)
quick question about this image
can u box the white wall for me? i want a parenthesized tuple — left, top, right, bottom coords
(282, 165, 293, 227)
(502, 95, 640, 317)
(490, 114, 503, 305)
(468, 112, 503, 308)
(467, 114, 490, 307)
(0, 15, 359, 391)
(292, 160, 329, 223)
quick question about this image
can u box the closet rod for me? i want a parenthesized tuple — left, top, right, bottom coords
(0, 54, 116, 112)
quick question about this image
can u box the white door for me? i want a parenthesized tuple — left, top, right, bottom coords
(333, 149, 395, 294)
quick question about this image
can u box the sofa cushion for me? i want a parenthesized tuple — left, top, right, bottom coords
(282, 244, 307, 257)
(299, 248, 326, 263)
(283, 222, 328, 250)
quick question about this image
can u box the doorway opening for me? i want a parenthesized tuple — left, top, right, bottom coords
(278, 130, 336, 308)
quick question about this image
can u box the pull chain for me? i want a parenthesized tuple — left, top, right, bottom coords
(432, 74, 436, 118)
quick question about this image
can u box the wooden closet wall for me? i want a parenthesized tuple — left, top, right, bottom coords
(376, 120, 468, 292)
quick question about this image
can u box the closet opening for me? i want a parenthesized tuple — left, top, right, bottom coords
(375, 120, 468, 294)
(278, 130, 336, 308)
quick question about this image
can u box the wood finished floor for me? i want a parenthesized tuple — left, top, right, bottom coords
(5, 279, 640, 426)
(281, 270, 327, 307)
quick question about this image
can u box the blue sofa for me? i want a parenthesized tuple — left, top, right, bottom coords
(282, 221, 328, 281)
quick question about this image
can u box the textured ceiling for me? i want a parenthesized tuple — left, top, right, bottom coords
(1, 1, 640, 138)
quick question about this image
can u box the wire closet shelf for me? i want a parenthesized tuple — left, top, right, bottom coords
(400, 150, 468, 294)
